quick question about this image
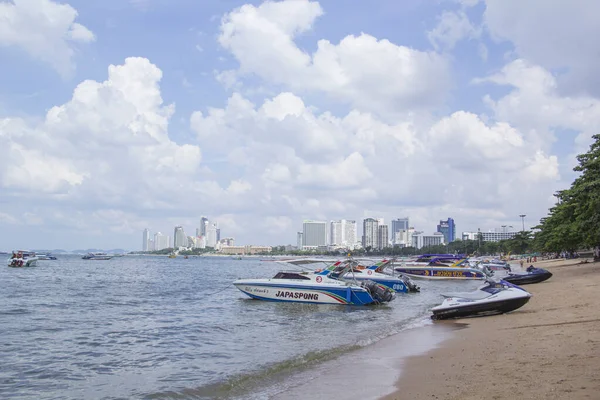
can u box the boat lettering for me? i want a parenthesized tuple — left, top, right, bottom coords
(433, 271, 466, 277)
(275, 291, 319, 300)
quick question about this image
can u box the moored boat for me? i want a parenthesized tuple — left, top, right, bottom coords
(431, 279, 531, 320)
(233, 262, 396, 305)
(394, 258, 492, 280)
(502, 266, 552, 285)
(7, 251, 39, 267)
(82, 252, 113, 260)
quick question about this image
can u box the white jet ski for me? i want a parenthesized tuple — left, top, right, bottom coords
(431, 279, 531, 320)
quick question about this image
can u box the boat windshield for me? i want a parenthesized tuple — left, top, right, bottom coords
(272, 272, 311, 280)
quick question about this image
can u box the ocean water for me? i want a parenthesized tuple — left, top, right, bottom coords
(0, 255, 482, 399)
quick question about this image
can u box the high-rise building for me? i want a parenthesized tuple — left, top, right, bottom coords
(391, 218, 409, 242)
(343, 220, 357, 249)
(330, 220, 357, 248)
(206, 223, 218, 247)
(200, 217, 209, 236)
(154, 232, 169, 251)
(437, 218, 456, 243)
(378, 224, 389, 249)
(362, 218, 379, 249)
(330, 220, 343, 246)
(302, 220, 327, 248)
(173, 226, 187, 248)
(216, 228, 221, 242)
(143, 228, 150, 251)
(297, 232, 303, 249)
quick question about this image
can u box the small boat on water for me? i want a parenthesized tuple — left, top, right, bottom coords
(431, 279, 531, 320)
(233, 261, 396, 305)
(503, 266, 553, 285)
(7, 251, 39, 267)
(37, 254, 58, 260)
(394, 257, 492, 280)
(82, 252, 113, 260)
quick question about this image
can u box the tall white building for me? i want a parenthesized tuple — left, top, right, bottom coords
(206, 223, 218, 248)
(154, 232, 169, 251)
(143, 228, 150, 251)
(378, 224, 389, 249)
(412, 232, 445, 249)
(173, 226, 187, 248)
(329, 219, 357, 249)
(362, 218, 379, 249)
(330, 220, 343, 246)
(343, 220, 357, 249)
(302, 220, 327, 249)
(393, 227, 414, 247)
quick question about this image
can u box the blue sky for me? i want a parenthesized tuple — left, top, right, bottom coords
(1, 0, 599, 250)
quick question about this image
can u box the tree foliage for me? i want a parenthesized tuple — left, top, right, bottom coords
(534, 134, 600, 253)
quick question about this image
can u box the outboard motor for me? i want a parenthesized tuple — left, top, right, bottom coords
(362, 281, 395, 303)
(400, 274, 420, 292)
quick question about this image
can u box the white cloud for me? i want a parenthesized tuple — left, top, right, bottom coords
(217, 0, 451, 117)
(428, 10, 480, 51)
(483, 0, 600, 95)
(0, 0, 95, 76)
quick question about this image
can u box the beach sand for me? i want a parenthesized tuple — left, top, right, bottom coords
(382, 258, 600, 400)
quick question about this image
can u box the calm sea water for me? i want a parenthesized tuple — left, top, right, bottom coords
(0, 255, 481, 399)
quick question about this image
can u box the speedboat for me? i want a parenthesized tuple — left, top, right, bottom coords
(502, 266, 552, 285)
(37, 253, 58, 260)
(394, 258, 491, 280)
(82, 252, 113, 260)
(403, 254, 465, 266)
(7, 251, 39, 267)
(233, 263, 396, 305)
(431, 279, 531, 320)
(280, 258, 420, 293)
(472, 258, 511, 272)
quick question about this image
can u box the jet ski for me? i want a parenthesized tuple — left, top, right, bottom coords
(431, 279, 531, 320)
(502, 266, 553, 285)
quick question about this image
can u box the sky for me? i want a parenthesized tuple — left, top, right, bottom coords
(1, 0, 600, 251)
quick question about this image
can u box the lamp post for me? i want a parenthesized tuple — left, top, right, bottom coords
(519, 214, 526, 232)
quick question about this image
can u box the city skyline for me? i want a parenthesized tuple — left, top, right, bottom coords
(1, 0, 589, 250)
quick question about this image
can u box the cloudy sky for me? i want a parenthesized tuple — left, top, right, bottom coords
(1, 0, 598, 250)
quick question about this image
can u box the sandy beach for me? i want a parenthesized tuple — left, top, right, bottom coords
(382, 258, 600, 400)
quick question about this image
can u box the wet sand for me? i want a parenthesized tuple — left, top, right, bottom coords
(382, 258, 600, 400)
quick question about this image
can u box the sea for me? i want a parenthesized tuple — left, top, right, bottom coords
(0, 255, 482, 399)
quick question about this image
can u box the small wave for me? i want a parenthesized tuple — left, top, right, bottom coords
(144, 344, 361, 400)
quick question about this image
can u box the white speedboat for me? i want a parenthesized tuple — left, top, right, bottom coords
(7, 251, 39, 267)
(431, 279, 531, 320)
(233, 263, 396, 305)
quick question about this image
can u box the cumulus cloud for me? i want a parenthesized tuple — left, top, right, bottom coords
(217, 0, 451, 117)
(0, 0, 95, 76)
(428, 10, 480, 51)
(483, 0, 600, 96)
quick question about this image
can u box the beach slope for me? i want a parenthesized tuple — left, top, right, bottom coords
(383, 259, 600, 400)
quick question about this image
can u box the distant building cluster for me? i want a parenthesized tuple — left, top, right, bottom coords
(295, 217, 458, 251)
(142, 216, 234, 251)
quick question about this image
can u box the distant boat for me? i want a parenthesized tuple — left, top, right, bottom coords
(168, 253, 176, 258)
(7, 251, 39, 267)
(37, 254, 58, 260)
(82, 252, 113, 260)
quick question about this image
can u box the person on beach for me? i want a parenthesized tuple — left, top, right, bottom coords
(520, 258, 525, 270)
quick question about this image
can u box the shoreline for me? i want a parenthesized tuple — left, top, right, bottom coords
(381, 258, 600, 400)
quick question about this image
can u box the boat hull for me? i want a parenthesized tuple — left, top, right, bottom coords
(394, 267, 486, 280)
(431, 296, 531, 320)
(7, 258, 38, 267)
(233, 282, 376, 305)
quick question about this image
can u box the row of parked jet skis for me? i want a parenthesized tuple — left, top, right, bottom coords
(232, 254, 553, 320)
